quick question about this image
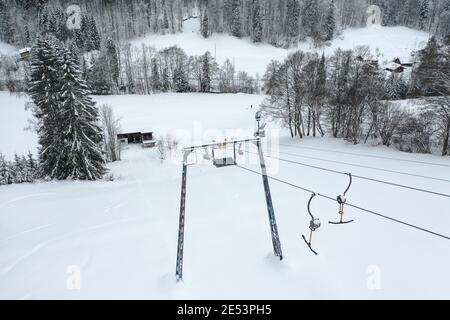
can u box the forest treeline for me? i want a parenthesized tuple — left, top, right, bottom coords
(1, 0, 450, 48)
(262, 36, 450, 155)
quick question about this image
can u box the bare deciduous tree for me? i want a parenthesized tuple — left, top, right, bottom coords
(100, 104, 121, 162)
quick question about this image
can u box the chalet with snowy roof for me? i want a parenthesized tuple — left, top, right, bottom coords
(384, 57, 414, 73)
(356, 55, 379, 68)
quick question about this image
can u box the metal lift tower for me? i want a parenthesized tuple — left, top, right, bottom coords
(175, 113, 283, 282)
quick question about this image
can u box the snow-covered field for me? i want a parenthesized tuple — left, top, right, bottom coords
(0, 41, 16, 55)
(131, 19, 430, 76)
(1, 91, 450, 299)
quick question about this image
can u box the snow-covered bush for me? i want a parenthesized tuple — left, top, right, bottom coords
(393, 110, 436, 154)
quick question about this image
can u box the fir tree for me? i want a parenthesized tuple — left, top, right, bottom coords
(0, 1, 14, 44)
(89, 16, 101, 51)
(251, 0, 263, 43)
(24, 25, 31, 45)
(163, 9, 169, 30)
(151, 58, 162, 93)
(12, 154, 26, 184)
(419, 0, 430, 30)
(201, 10, 209, 38)
(30, 38, 106, 180)
(444, 33, 450, 46)
(0, 153, 12, 185)
(324, 0, 336, 41)
(58, 47, 106, 180)
(315, 53, 327, 98)
(74, 15, 89, 50)
(385, 73, 407, 100)
(231, 0, 242, 38)
(411, 36, 442, 96)
(287, 0, 300, 39)
(162, 67, 170, 92)
(29, 37, 66, 179)
(200, 52, 211, 92)
(27, 151, 38, 181)
(106, 38, 120, 87)
(174, 66, 189, 92)
(302, 0, 319, 38)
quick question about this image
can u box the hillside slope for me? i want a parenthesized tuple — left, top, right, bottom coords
(1, 92, 450, 299)
(132, 19, 430, 76)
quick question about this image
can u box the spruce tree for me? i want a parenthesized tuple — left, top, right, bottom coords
(419, 0, 430, 30)
(30, 37, 106, 181)
(324, 0, 336, 41)
(445, 33, 450, 46)
(106, 38, 120, 87)
(81, 15, 90, 50)
(411, 36, 441, 96)
(151, 58, 162, 93)
(174, 66, 189, 92)
(231, 0, 242, 38)
(385, 73, 407, 100)
(12, 154, 26, 184)
(58, 47, 106, 180)
(0, 153, 12, 185)
(251, 0, 263, 43)
(0, 1, 14, 44)
(302, 0, 319, 38)
(201, 52, 211, 92)
(162, 67, 170, 92)
(287, 0, 300, 40)
(201, 10, 209, 38)
(27, 151, 38, 181)
(315, 53, 327, 98)
(89, 16, 101, 51)
(29, 37, 66, 179)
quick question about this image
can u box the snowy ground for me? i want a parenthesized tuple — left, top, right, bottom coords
(131, 19, 430, 76)
(1, 91, 450, 299)
(0, 41, 16, 55)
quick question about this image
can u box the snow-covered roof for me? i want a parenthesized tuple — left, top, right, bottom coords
(19, 47, 31, 54)
(383, 62, 404, 71)
(118, 129, 153, 134)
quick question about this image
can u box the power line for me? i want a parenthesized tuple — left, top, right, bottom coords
(236, 165, 450, 241)
(278, 144, 450, 168)
(244, 151, 450, 198)
(270, 150, 450, 183)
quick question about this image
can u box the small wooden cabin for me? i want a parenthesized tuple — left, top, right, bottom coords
(117, 131, 156, 148)
(393, 58, 413, 68)
(384, 58, 414, 74)
(356, 56, 379, 68)
(19, 48, 31, 61)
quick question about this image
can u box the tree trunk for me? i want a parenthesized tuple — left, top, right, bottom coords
(307, 108, 311, 136)
(312, 110, 316, 137)
(443, 117, 450, 156)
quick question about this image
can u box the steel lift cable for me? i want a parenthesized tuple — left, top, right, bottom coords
(236, 165, 450, 242)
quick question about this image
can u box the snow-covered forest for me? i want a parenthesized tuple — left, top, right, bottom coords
(1, 0, 450, 47)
